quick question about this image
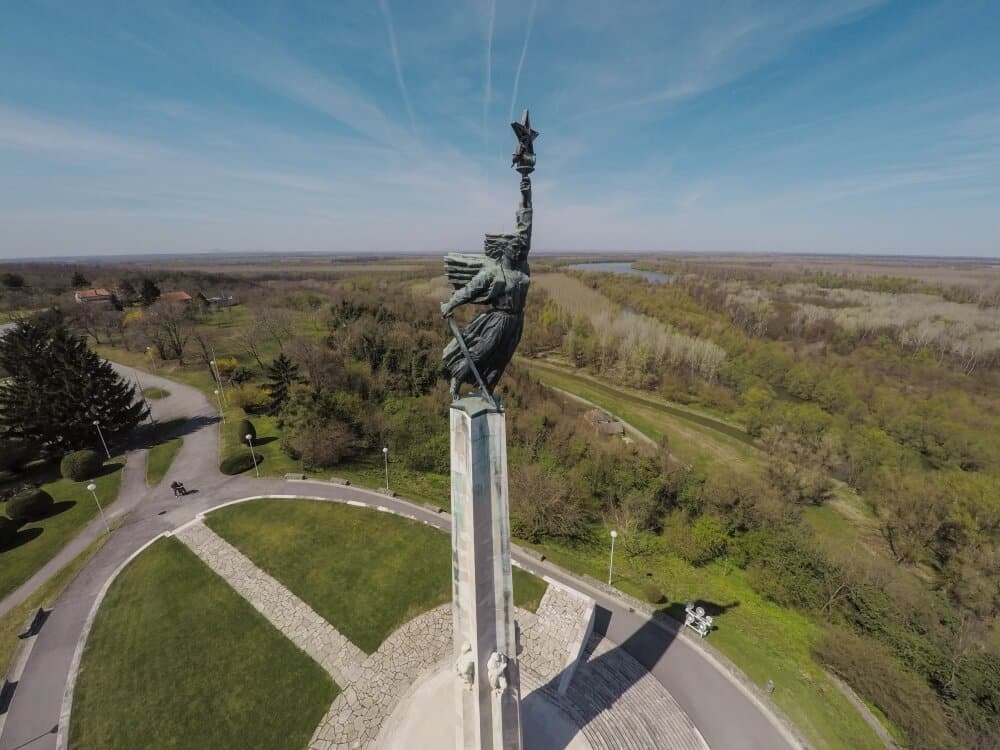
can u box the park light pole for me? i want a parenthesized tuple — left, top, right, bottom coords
(608, 529, 618, 585)
(86, 482, 111, 534)
(92, 419, 111, 460)
(246, 433, 259, 477)
(382, 446, 389, 490)
(213, 389, 226, 423)
(209, 354, 227, 406)
(146, 346, 158, 370)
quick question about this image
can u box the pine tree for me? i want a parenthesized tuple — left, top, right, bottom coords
(71, 271, 90, 288)
(139, 279, 161, 307)
(0, 316, 147, 456)
(266, 353, 301, 414)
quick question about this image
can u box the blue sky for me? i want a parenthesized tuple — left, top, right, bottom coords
(0, 0, 998, 258)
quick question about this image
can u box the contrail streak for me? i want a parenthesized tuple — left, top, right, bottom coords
(484, 0, 496, 158)
(378, 0, 416, 134)
(509, 0, 537, 122)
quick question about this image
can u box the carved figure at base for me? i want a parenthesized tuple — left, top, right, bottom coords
(486, 651, 509, 695)
(456, 641, 475, 690)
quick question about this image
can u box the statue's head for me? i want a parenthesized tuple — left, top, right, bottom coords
(484, 233, 526, 262)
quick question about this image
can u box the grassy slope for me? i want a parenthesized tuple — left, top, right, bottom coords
(145, 438, 182, 486)
(70, 537, 336, 750)
(205, 499, 546, 653)
(520, 357, 759, 468)
(515, 360, 889, 750)
(528, 536, 884, 750)
(0, 459, 123, 602)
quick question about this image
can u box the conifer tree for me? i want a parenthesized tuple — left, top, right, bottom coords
(0, 316, 147, 455)
(266, 353, 301, 414)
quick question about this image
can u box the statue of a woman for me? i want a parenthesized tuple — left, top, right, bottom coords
(442, 111, 537, 401)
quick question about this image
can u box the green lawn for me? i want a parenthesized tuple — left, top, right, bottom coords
(205, 499, 546, 653)
(142, 386, 170, 400)
(525, 534, 885, 750)
(0, 458, 124, 602)
(70, 537, 336, 750)
(145, 438, 182, 486)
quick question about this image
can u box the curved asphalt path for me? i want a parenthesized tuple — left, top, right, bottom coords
(0, 367, 803, 750)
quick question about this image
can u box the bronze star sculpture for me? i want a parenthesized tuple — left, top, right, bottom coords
(442, 110, 538, 406)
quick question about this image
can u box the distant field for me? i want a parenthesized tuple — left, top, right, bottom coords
(664, 254, 1000, 287)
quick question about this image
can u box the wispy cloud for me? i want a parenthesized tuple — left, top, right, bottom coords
(0, 105, 165, 160)
(483, 0, 496, 156)
(378, 0, 416, 135)
(509, 0, 538, 122)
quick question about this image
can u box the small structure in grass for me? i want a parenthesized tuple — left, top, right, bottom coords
(583, 408, 625, 437)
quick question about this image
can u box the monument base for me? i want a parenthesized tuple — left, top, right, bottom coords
(376, 665, 592, 750)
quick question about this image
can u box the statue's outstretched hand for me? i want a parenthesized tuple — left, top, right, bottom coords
(441, 302, 452, 318)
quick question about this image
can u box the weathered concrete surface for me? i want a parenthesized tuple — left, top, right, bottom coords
(376, 665, 592, 750)
(450, 397, 522, 750)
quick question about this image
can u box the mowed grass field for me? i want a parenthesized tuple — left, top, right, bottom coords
(205, 499, 547, 653)
(0, 458, 123, 602)
(145, 438, 182, 486)
(70, 537, 336, 750)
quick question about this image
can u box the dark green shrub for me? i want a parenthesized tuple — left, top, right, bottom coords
(6, 487, 54, 522)
(220, 452, 263, 475)
(0, 439, 34, 473)
(236, 418, 256, 444)
(0, 517, 17, 547)
(60, 449, 104, 481)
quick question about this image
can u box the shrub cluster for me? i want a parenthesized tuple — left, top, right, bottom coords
(219, 452, 262, 475)
(60, 449, 104, 481)
(6, 487, 54, 522)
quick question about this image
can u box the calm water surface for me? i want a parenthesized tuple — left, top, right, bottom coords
(564, 261, 672, 284)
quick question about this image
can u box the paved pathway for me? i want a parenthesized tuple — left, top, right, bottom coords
(310, 604, 453, 750)
(0, 365, 805, 750)
(175, 520, 366, 686)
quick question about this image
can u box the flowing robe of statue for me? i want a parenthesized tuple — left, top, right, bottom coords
(442, 112, 536, 399)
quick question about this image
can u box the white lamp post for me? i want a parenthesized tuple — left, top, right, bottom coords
(608, 529, 618, 585)
(382, 446, 389, 490)
(210, 357, 227, 405)
(213, 389, 226, 423)
(92, 419, 111, 460)
(134, 377, 156, 426)
(87, 482, 111, 534)
(246, 433, 259, 477)
(146, 346, 158, 370)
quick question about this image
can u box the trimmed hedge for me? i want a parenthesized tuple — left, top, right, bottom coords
(6, 487, 54, 522)
(220, 452, 263, 476)
(61, 449, 105, 481)
(236, 418, 256, 444)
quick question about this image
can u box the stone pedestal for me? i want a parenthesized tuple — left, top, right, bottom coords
(450, 396, 523, 750)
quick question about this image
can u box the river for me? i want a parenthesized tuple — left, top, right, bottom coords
(563, 261, 672, 284)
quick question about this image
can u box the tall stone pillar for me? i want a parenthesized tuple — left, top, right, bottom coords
(451, 396, 523, 750)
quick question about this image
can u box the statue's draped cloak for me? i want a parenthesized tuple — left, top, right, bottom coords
(443, 264, 529, 392)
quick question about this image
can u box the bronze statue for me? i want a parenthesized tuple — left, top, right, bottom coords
(442, 110, 538, 404)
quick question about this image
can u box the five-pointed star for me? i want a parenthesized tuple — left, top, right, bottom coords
(511, 109, 539, 164)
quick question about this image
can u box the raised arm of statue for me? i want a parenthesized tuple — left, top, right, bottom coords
(516, 177, 532, 253)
